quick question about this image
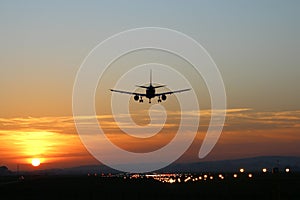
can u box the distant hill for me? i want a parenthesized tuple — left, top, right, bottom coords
(161, 156, 300, 173)
(18, 156, 300, 175)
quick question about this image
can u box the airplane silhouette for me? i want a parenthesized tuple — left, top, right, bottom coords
(110, 70, 191, 103)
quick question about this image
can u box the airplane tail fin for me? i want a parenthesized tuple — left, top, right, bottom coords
(149, 69, 165, 88)
(150, 69, 152, 86)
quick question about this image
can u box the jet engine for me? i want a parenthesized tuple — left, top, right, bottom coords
(134, 95, 139, 101)
(162, 94, 167, 101)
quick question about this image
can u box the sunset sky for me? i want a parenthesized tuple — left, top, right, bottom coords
(1, 0, 300, 172)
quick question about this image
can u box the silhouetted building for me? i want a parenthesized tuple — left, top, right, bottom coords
(0, 165, 11, 175)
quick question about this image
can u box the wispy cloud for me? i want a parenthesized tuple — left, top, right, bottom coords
(0, 116, 75, 134)
(223, 109, 300, 131)
(0, 108, 299, 134)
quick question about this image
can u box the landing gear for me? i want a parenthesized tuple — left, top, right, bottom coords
(158, 97, 162, 103)
(139, 96, 143, 103)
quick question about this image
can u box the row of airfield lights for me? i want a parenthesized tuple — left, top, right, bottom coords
(261, 167, 290, 173)
(86, 167, 291, 183)
(147, 167, 291, 184)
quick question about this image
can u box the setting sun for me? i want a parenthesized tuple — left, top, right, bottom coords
(31, 158, 41, 167)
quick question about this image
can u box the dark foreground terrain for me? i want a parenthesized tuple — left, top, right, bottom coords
(1, 173, 300, 200)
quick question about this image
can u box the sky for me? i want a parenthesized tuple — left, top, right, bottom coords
(0, 0, 300, 171)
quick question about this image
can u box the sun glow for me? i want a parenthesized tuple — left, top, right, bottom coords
(31, 158, 41, 167)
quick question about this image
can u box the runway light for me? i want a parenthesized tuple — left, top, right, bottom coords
(239, 168, 245, 173)
(285, 168, 290, 173)
(248, 173, 253, 178)
(233, 174, 238, 178)
(262, 168, 267, 173)
(168, 178, 176, 184)
(184, 177, 191, 182)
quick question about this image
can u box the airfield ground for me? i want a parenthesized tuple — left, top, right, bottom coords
(1, 172, 300, 200)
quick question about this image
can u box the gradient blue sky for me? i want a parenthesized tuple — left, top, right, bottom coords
(1, 0, 299, 116)
(0, 0, 299, 170)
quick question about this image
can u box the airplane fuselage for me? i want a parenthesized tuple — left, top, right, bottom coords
(146, 85, 155, 99)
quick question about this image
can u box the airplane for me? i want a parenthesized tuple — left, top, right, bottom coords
(110, 70, 191, 103)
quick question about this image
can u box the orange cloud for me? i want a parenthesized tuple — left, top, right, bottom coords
(0, 108, 299, 170)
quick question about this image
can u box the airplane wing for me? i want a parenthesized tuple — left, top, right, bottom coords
(110, 89, 146, 96)
(155, 88, 191, 96)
